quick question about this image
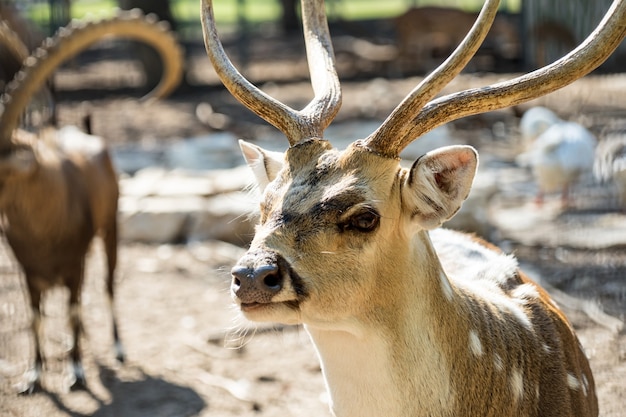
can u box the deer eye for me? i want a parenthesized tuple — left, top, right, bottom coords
(342, 208, 380, 233)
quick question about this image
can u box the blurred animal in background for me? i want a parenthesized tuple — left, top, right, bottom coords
(519, 106, 561, 139)
(516, 106, 596, 207)
(531, 20, 577, 68)
(594, 131, 626, 210)
(0, 10, 183, 393)
(393, 6, 520, 74)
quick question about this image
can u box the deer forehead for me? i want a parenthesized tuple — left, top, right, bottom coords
(262, 142, 403, 221)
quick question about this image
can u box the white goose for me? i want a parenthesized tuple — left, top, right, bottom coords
(517, 106, 597, 207)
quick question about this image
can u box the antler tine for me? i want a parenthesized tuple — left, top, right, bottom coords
(300, 0, 342, 134)
(201, 0, 300, 144)
(201, 0, 341, 145)
(401, 0, 626, 141)
(363, 0, 501, 158)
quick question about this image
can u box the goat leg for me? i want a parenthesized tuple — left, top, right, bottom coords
(111, 310, 125, 363)
(103, 218, 124, 363)
(68, 274, 87, 391)
(19, 283, 43, 395)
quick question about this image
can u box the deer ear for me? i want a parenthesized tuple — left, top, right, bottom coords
(402, 145, 478, 230)
(239, 140, 285, 191)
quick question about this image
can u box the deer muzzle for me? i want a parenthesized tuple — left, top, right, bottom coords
(230, 250, 287, 305)
(230, 249, 309, 316)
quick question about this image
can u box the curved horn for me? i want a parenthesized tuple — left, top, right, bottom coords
(201, 0, 341, 145)
(0, 9, 184, 144)
(364, 0, 626, 157)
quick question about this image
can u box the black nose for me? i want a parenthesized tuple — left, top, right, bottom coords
(231, 261, 283, 304)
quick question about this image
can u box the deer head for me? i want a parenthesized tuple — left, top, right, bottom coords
(202, 0, 624, 415)
(203, 0, 624, 321)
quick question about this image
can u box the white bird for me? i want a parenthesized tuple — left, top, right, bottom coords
(519, 106, 561, 141)
(517, 107, 597, 207)
(594, 132, 626, 210)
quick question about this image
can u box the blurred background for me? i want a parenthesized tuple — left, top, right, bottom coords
(1, 1, 625, 416)
(9, 0, 626, 75)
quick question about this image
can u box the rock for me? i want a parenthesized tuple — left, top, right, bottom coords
(489, 200, 626, 249)
(120, 165, 253, 198)
(111, 144, 163, 175)
(119, 196, 193, 243)
(118, 166, 257, 244)
(111, 132, 245, 175)
(166, 132, 242, 170)
(185, 192, 257, 245)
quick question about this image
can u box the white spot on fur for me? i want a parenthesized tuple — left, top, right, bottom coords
(503, 300, 532, 330)
(510, 369, 524, 402)
(440, 272, 454, 301)
(430, 230, 533, 330)
(508, 303, 533, 329)
(494, 354, 504, 372)
(511, 283, 540, 302)
(469, 330, 483, 356)
(567, 373, 581, 391)
(549, 298, 560, 309)
(431, 229, 519, 287)
(581, 374, 589, 396)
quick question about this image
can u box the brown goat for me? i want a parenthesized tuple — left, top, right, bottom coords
(2, 126, 121, 392)
(0, 11, 183, 393)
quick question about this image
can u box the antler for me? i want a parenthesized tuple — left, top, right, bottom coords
(363, 0, 626, 157)
(0, 9, 184, 147)
(201, 0, 341, 146)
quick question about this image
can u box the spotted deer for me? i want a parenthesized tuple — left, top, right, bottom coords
(201, 0, 625, 415)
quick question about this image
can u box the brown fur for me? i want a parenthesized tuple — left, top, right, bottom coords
(0, 8, 183, 393)
(0, 128, 122, 393)
(231, 140, 598, 417)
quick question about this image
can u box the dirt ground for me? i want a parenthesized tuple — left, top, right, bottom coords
(1, 38, 626, 416)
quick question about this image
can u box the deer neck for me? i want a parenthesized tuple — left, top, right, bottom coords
(304, 231, 456, 417)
